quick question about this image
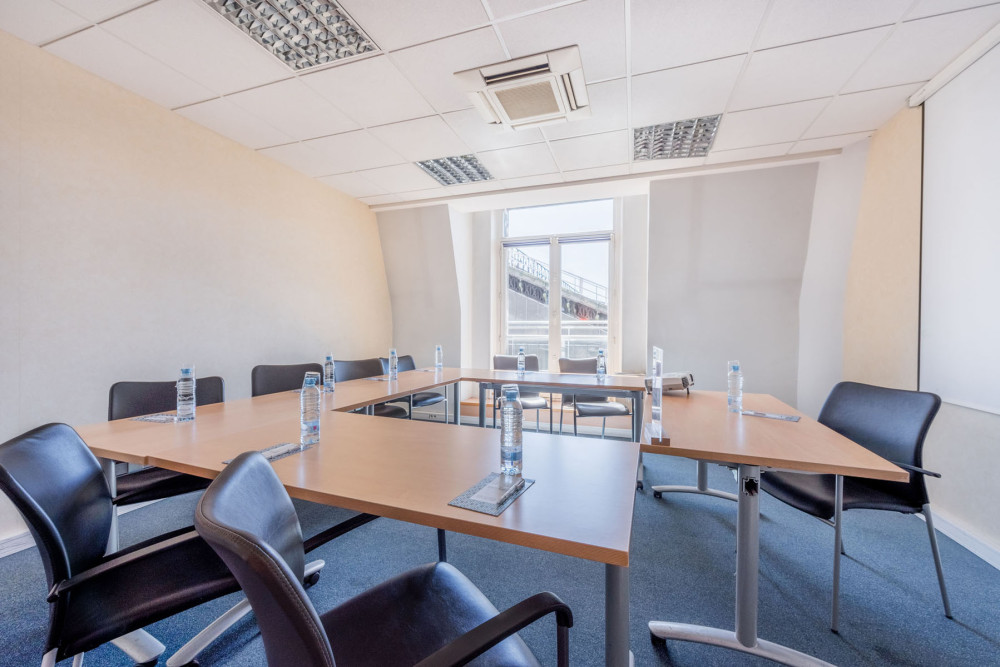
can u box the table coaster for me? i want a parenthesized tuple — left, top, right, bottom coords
(449, 473, 534, 516)
(223, 441, 315, 465)
(132, 413, 179, 423)
(741, 410, 800, 422)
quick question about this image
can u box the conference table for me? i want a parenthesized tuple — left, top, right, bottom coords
(639, 390, 907, 667)
(76, 368, 641, 667)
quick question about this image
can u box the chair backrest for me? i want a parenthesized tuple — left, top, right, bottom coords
(108, 376, 226, 421)
(819, 382, 941, 504)
(334, 358, 384, 382)
(195, 452, 333, 667)
(558, 357, 608, 404)
(0, 424, 113, 590)
(251, 364, 322, 397)
(493, 354, 540, 372)
(379, 355, 416, 373)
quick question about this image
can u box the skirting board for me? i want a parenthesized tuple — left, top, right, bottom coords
(0, 500, 157, 559)
(918, 510, 1000, 572)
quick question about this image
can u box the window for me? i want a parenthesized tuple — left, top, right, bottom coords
(499, 200, 618, 371)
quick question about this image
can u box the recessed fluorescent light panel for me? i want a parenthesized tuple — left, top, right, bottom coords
(417, 155, 494, 186)
(203, 0, 377, 71)
(633, 115, 721, 160)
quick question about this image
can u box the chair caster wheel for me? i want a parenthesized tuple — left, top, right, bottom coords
(304, 572, 321, 588)
(636, 481, 644, 491)
(649, 631, 666, 646)
(653, 491, 662, 499)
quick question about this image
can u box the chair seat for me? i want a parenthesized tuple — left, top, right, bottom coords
(321, 562, 540, 667)
(115, 466, 210, 505)
(373, 403, 408, 419)
(517, 395, 549, 410)
(762, 471, 922, 521)
(575, 401, 629, 418)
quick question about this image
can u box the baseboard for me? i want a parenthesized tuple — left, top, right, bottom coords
(921, 510, 1000, 572)
(0, 499, 159, 559)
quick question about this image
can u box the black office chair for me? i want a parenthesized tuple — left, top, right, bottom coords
(379, 354, 447, 420)
(0, 423, 240, 667)
(109, 376, 225, 505)
(760, 381, 952, 632)
(493, 354, 552, 433)
(251, 363, 324, 397)
(557, 357, 630, 438)
(194, 451, 573, 667)
(335, 358, 408, 419)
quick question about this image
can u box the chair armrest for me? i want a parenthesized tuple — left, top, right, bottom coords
(415, 592, 573, 667)
(302, 513, 379, 553)
(893, 462, 942, 478)
(47, 530, 199, 602)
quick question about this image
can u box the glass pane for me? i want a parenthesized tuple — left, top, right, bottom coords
(505, 244, 550, 370)
(505, 199, 613, 238)
(560, 240, 609, 361)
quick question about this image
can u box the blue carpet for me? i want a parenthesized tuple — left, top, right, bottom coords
(1, 452, 998, 666)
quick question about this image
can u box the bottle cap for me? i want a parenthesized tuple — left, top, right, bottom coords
(505, 388, 519, 401)
(325, 355, 333, 362)
(303, 376, 317, 386)
(180, 367, 194, 376)
(390, 348, 397, 355)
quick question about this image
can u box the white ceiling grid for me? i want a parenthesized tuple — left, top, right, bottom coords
(0, 0, 997, 206)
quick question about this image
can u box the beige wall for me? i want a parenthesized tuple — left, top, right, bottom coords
(0, 30, 392, 539)
(843, 107, 922, 389)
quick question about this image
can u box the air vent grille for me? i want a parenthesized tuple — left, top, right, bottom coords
(494, 81, 561, 121)
(204, 0, 377, 71)
(417, 155, 494, 186)
(633, 115, 721, 160)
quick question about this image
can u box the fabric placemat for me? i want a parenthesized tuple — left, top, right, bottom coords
(449, 473, 534, 516)
(223, 441, 315, 465)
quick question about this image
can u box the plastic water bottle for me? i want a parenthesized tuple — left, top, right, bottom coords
(323, 355, 336, 393)
(176, 366, 195, 422)
(500, 387, 523, 476)
(727, 360, 743, 413)
(596, 348, 607, 380)
(435, 344, 444, 371)
(300, 374, 320, 446)
(517, 346, 526, 376)
(389, 348, 399, 380)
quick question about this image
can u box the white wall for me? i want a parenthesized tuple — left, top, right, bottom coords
(0, 30, 393, 540)
(450, 208, 475, 368)
(647, 165, 818, 405)
(376, 206, 461, 367)
(797, 141, 870, 417)
(620, 195, 649, 374)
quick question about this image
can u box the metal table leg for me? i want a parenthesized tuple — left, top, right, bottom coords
(606, 564, 632, 667)
(649, 465, 834, 667)
(99, 457, 119, 553)
(651, 460, 738, 502)
(452, 382, 460, 425)
(478, 383, 486, 427)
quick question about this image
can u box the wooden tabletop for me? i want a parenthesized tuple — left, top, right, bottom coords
(640, 391, 907, 482)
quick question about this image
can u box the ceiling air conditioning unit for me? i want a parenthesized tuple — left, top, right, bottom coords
(455, 46, 590, 130)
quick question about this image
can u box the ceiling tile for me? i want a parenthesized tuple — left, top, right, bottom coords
(905, 0, 1000, 20)
(630, 156, 705, 174)
(176, 97, 294, 149)
(630, 0, 768, 74)
(442, 108, 546, 152)
(845, 5, 1000, 92)
(549, 130, 629, 171)
(542, 78, 627, 140)
(756, 0, 911, 49)
(562, 163, 629, 181)
(101, 0, 291, 95)
(302, 129, 406, 175)
(0, 0, 89, 45)
(390, 28, 507, 114)
(54, 0, 151, 22)
(790, 131, 872, 154)
(803, 83, 921, 138)
(630, 56, 744, 128)
(339, 0, 489, 50)
(301, 55, 435, 128)
(225, 79, 359, 142)
(357, 163, 442, 193)
(712, 98, 830, 151)
(361, 194, 403, 205)
(498, 0, 626, 82)
(44, 26, 215, 109)
(730, 28, 889, 111)
(401, 179, 505, 201)
(705, 142, 793, 165)
(317, 172, 388, 198)
(476, 143, 559, 179)
(258, 142, 333, 178)
(501, 173, 565, 189)
(367, 116, 470, 162)
(487, 0, 578, 19)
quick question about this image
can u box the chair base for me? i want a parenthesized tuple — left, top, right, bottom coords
(650, 461, 738, 502)
(649, 622, 833, 667)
